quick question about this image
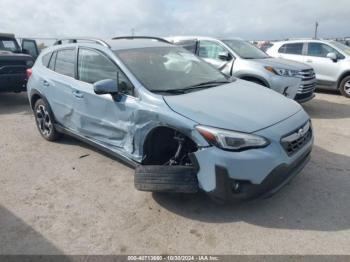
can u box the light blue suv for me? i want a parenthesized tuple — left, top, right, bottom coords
(27, 37, 313, 202)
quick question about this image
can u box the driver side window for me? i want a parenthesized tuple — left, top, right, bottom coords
(307, 43, 343, 58)
(78, 48, 134, 96)
(198, 41, 228, 60)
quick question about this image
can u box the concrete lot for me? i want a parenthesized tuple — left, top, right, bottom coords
(0, 91, 349, 255)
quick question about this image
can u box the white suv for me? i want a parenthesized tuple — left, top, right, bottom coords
(267, 39, 350, 98)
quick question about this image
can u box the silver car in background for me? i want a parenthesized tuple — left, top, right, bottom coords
(168, 36, 316, 103)
(267, 39, 350, 98)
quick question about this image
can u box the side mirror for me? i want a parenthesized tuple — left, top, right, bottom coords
(94, 79, 119, 95)
(327, 52, 338, 62)
(218, 52, 232, 61)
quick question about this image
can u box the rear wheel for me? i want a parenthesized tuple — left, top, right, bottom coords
(339, 76, 350, 98)
(34, 99, 62, 141)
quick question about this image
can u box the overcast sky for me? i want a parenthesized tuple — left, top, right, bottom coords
(0, 0, 349, 40)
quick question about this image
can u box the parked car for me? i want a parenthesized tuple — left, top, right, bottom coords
(168, 36, 316, 103)
(27, 36, 313, 202)
(267, 39, 350, 98)
(0, 33, 39, 93)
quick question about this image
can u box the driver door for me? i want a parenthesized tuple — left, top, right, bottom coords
(303, 42, 343, 86)
(74, 47, 138, 153)
(197, 40, 234, 76)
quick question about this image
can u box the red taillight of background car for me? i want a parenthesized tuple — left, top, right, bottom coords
(26, 68, 32, 79)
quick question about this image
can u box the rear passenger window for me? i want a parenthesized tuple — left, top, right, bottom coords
(78, 48, 134, 96)
(54, 49, 76, 78)
(278, 43, 303, 55)
(42, 53, 52, 67)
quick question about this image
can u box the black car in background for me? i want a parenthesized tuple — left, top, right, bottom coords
(0, 33, 39, 93)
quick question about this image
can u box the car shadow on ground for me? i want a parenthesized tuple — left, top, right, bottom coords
(0, 205, 71, 258)
(153, 145, 350, 232)
(0, 92, 31, 115)
(303, 90, 350, 119)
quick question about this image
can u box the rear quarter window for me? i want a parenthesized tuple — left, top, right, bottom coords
(54, 49, 76, 78)
(42, 53, 52, 67)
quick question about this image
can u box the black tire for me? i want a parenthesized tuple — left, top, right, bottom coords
(34, 99, 62, 141)
(339, 75, 350, 98)
(135, 165, 198, 193)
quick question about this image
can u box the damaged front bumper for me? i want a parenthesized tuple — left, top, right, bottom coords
(193, 109, 313, 202)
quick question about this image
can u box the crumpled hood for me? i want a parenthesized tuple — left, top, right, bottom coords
(252, 57, 312, 70)
(164, 79, 302, 133)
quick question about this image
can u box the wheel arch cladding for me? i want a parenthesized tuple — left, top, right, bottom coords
(338, 71, 350, 89)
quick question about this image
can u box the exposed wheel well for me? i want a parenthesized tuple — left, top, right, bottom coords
(240, 76, 268, 87)
(142, 126, 197, 165)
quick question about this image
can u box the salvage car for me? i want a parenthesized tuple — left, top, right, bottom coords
(0, 33, 39, 93)
(168, 36, 316, 103)
(27, 37, 313, 202)
(267, 39, 350, 98)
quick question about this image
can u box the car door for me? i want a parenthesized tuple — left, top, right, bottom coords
(276, 42, 305, 63)
(44, 48, 77, 130)
(197, 40, 234, 76)
(303, 42, 343, 86)
(74, 47, 138, 152)
(22, 39, 39, 60)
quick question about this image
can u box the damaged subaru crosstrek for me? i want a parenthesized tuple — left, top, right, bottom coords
(27, 37, 313, 202)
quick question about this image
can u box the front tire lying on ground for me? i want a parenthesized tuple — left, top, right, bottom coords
(34, 99, 62, 141)
(134, 165, 198, 193)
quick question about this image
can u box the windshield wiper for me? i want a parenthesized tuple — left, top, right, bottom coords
(150, 80, 232, 95)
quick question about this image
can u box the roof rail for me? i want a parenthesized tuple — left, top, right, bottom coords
(53, 38, 110, 48)
(111, 36, 171, 44)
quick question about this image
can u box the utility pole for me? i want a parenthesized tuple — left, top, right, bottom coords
(314, 22, 319, 39)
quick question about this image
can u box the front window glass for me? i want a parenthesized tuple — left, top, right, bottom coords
(222, 39, 269, 59)
(78, 48, 134, 96)
(115, 47, 227, 92)
(307, 43, 343, 58)
(330, 41, 350, 56)
(198, 41, 228, 60)
(0, 38, 20, 52)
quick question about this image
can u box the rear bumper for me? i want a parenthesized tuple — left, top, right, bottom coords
(208, 148, 311, 202)
(0, 74, 27, 92)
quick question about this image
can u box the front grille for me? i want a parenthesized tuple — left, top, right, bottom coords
(296, 69, 316, 81)
(281, 121, 312, 156)
(296, 69, 316, 95)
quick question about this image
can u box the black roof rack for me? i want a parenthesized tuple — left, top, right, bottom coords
(111, 36, 170, 44)
(53, 38, 110, 48)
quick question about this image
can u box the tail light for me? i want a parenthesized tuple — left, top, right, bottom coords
(26, 68, 32, 79)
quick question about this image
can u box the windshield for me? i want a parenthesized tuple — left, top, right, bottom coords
(0, 38, 20, 52)
(115, 47, 228, 92)
(331, 41, 350, 56)
(222, 39, 269, 59)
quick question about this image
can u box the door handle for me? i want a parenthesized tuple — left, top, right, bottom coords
(43, 80, 50, 87)
(72, 91, 84, 99)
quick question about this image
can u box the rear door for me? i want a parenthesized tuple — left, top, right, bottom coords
(276, 42, 305, 63)
(22, 39, 39, 59)
(197, 40, 234, 76)
(44, 48, 77, 130)
(74, 47, 138, 151)
(303, 42, 343, 86)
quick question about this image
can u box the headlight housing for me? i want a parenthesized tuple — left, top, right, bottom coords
(196, 125, 269, 151)
(265, 66, 299, 77)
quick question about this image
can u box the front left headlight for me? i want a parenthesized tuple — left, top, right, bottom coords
(265, 66, 299, 77)
(196, 125, 269, 151)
